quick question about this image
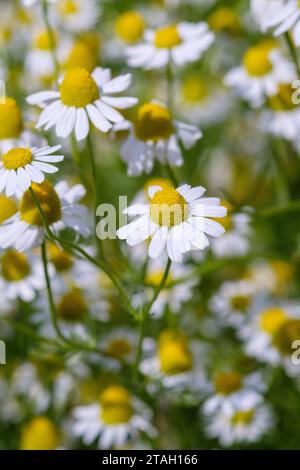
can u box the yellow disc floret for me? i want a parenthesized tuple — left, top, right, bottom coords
(35, 30, 56, 50)
(2, 147, 33, 170)
(158, 330, 193, 375)
(269, 83, 297, 111)
(60, 68, 99, 108)
(20, 181, 62, 227)
(48, 243, 74, 272)
(134, 103, 174, 141)
(273, 318, 300, 355)
(231, 409, 254, 425)
(155, 25, 182, 49)
(58, 287, 87, 323)
(182, 76, 208, 104)
(213, 200, 233, 231)
(144, 178, 172, 200)
(150, 187, 188, 227)
(0, 195, 17, 223)
(59, 0, 78, 15)
(259, 307, 287, 335)
(64, 41, 98, 73)
(100, 386, 134, 425)
(1, 250, 30, 281)
(214, 371, 243, 395)
(106, 338, 132, 360)
(115, 11, 145, 44)
(208, 7, 241, 34)
(230, 295, 250, 312)
(0, 97, 23, 140)
(20, 417, 59, 450)
(243, 43, 274, 77)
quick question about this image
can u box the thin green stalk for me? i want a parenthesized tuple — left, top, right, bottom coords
(29, 187, 136, 318)
(41, 0, 59, 86)
(165, 161, 179, 186)
(272, 138, 290, 202)
(285, 32, 300, 78)
(134, 258, 172, 378)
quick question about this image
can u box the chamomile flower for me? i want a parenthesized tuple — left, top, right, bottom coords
(101, 329, 137, 365)
(0, 180, 90, 252)
(115, 11, 146, 45)
(205, 397, 273, 447)
(27, 67, 138, 142)
(12, 363, 50, 413)
(61, 34, 101, 73)
(224, 40, 295, 108)
(0, 250, 46, 302)
(209, 280, 256, 327)
(246, 260, 294, 296)
(239, 300, 300, 365)
(53, 0, 100, 32)
(73, 385, 156, 449)
(202, 371, 265, 416)
(0, 144, 64, 197)
(126, 21, 214, 69)
(116, 102, 201, 176)
(22, 0, 57, 7)
(117, 184, 227, 262)
(140, 329, 207, 391)
(251, 0, 300, 46)
(20, 417, 60, 450)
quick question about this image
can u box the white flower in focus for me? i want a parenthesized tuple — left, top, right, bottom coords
(0, 180, 90, 252)
(115, 102, 201, 176)
(27, 67, 138, 142)
(224, 41, 295, 107)
(126, 22, 214, 69)
(72, 385, 156, 449)
(0, 145, 63, 197)
(117, 184, 227, 262)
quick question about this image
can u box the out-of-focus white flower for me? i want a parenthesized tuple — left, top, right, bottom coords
(73, 385, 156, 449)
(27, 67, 138, 142)
(225, 41, 295, 108)
(115, 101, 201, 176)
(22, 0, 57, 7)
(53, 0, 100, 32)
(126, 21, 214, 69)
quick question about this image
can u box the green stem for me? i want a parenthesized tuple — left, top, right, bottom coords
(134, 258, 172, 378)
(272, 138, 290, 202)
(285, 32, 300, 77)
(29, 187, 136, 318)
(41, 0, 60, 86)
(165, 161, 179, 186)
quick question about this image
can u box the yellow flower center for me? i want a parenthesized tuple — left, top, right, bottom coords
(115, 11, 146, 44)
(20, 417, 59, 450)
(230, 295, 250, 312)
(2, 147, 33, 170)
(269, 83, 297, 111)
(259, 307, 287, 335)
(64, 41, 98, 73)
(182, 76, 208, 104)
(214, 371, 243, 395)
(270, 260, 294, 295)
(58, 287, 87, 323)
(158, 330, 193, 375)
(243, 43, 274, 77)
(231, 409, 254, 425)
(106, 338, 132, 360)
(134, 102, 174, 142)
(0, 195, 18, 223)
(48, 243, 74, 272)
(20, 181, 62, 227)
(155, 25, 182, 49)
(60, 68, 99, 108)
(1, 250, 30, 281)
(59, 0, 78, 15)
(0, 97, 23, 140)
(150, 187, 188, 227)
(208, 8, 241, 34)
(144, 178, 172, 200)
(146, 269, 172, 287)
(273, 318, 300, 355)
(35, 30, 56, 51)
(100, 386, 134, 425)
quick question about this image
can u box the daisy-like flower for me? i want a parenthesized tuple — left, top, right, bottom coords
(20, 417, 60, 451)
(251, 0, 300, 46)
(12, 363, 50, 414)
(261, 82, 300, 142)
(205, 395, 273, 447)
(115, 101, 201, 176)
(209, 280, 256, 327)
(115, 11, 146, 45)
(53, 0, 100, 33)
(73, 385, 156, 449)
(126, 21, 214, 69)
(117, 183, 227, 262)
(0, 180, 90, 252)
(27, 67, 138, 142)
(202, 371, 265, 416)
(239, 300, 300, 365)
(140, 329, 207, 391)
(101, 329, 137, 365)
(0, 144, 63, 197)
(224, 40, 295, 108)
(246, 260, 294, 297)
(0, 250, 46, 302)
(22, 0, 57, 7)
